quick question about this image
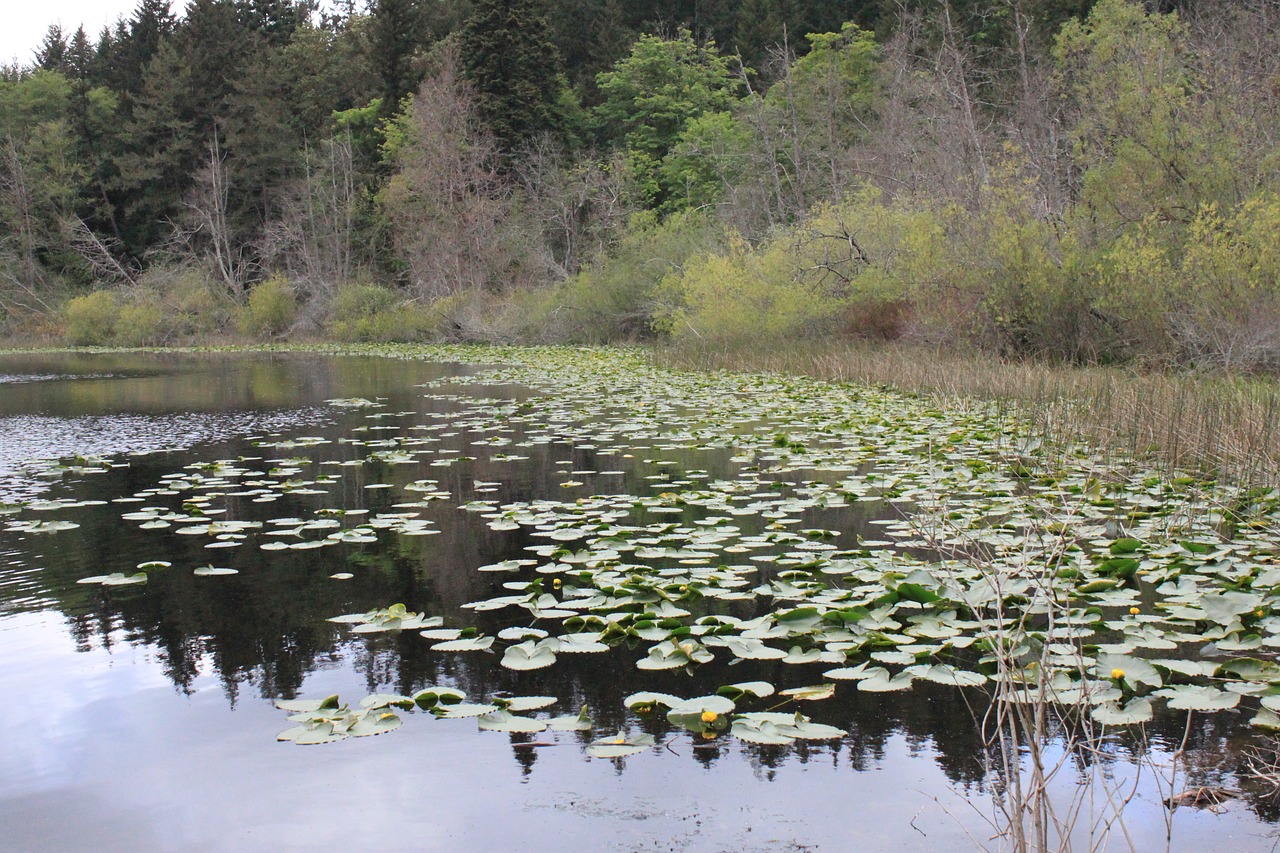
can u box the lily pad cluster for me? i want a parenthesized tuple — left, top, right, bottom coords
(92, 345, 1280, 738)
(274, 688, 590, 745)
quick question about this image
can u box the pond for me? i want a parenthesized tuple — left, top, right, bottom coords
(0, 347, 1277, 852)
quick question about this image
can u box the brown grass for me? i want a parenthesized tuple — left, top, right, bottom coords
(655, 340, 1280, 486)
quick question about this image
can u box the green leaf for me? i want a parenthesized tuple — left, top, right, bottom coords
(1156, 685, 1241, 711)
(275, 694, 341, 713)
(477, 710, 548, 733)
(503, 696, 558, 712)
(1095, 654, 1163, 688)
(624, 692, 683, 712)
(193, 566, 238, 576)
(731, 718, 794, 745)
(435, 703, 500, 719)
(349, 710, 403, 737)
(857, 668, 915, 692)
(501, 639, 559, 671)
(716, 681, 775, 700)
(1109, 538, 1142, 555)
(411, 687, 465, 708)
(547, 706, 592, 732)
(587, 732, 654, 758)
(779, 683, 836, 701)
(1091, 698, 1154, 725)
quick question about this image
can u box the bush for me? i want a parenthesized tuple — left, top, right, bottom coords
(1101, 193, 1280, 370)
(163, 269, 233, 338)
(328, 282, 439, 342)
(547, 211, 724, 342)
(237, 275, 298, 338)
(114, 302, 166, 346)
(64, 291, 122, 345)
(656, 237, 847, 344)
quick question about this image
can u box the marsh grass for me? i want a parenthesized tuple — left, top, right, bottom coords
(657, 341, 1280, 486)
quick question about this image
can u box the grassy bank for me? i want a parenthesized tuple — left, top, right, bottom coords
(657, 340, 1280, 488)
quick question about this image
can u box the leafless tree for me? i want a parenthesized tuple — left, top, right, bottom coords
(178, 130, 252, 299)
(380, 44, 512, 301)
(513, 137, 628, 281)
(260, 135, 359, 302)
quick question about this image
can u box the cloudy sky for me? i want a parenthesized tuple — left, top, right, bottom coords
(2, 2, 340, 69)
(2, 2, 140, 67)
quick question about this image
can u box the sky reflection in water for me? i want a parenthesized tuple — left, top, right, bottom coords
(0, 351, 1273, 852)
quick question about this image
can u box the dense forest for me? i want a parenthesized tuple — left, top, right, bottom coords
(2, 0, 1278, 369)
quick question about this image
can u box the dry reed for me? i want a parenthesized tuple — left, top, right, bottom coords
(655, 341, 1280, 486)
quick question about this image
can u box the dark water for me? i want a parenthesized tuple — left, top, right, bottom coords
(0, 351, 1271, 852)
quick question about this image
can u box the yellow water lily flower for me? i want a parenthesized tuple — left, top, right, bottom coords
(700, 710, 718, 724)
(1111, 668, 1125, 680)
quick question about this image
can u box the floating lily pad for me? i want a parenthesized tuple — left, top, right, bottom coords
(587, 732, 654, 758)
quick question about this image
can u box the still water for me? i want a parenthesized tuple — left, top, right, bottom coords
(0, 350, 1272, 852)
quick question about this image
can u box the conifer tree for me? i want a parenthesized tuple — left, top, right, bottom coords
(459, 0, 567, 154)
(369, 0, 428, 116)
(120, 0, 178, 96)
(34, 26, 70, 73)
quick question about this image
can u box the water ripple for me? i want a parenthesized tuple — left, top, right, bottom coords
(0, 408, 330, 504)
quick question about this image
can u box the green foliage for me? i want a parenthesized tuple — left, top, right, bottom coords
(655, 235, 848, 345)
(594, 30, 741, 209)
(1055, 0, 1237, 236)
(660, 110, 751, 214)
(1101, 194, 1280, 370)
(236, 275, 299, 338)
(64, 290, 122, 345)
(369, 0, 430, 114)
(113, 301, 167, 346)
(656, 186, 937, 345)
(328, 282, 439, 342)
(460, 0, 569, 152)
(61, 267, 233, 345)
(548, 211, 724, 342)
(779, 22, 880, 135)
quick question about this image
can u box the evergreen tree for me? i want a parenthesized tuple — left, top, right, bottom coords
(235, 0, 312, 47)
(369, 0, 428, 116)
(34, 26, 70, 73)
(120, 0, 178, 96)
(459, 0, 567, 153)
(547, 0, 633, 99)
(66, 28, 96, 82)
(115, 0, 256, 254)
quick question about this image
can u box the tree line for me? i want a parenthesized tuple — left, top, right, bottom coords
(4, 0, 1279, 370)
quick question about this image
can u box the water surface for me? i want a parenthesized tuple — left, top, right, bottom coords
(0, 350, 1273, 852)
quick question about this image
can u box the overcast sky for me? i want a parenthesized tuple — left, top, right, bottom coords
(2, 2, 140, 67)
(2, 2, 340, 69)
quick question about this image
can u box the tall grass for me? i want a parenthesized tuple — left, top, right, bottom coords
(656, 341, 1280, 486)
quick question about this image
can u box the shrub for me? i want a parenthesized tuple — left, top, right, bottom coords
(114, 302, 166, 346)
(1101, 193, 1280, 370)
(64, 291, 121, 345)
(237, 275, 298, 338)
(328, 282, 439, 342)
(656, 237, 847, 344)
(549, 211, 724, 342)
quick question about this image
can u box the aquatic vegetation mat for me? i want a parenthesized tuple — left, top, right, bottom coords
(10, 345, 1280, 756)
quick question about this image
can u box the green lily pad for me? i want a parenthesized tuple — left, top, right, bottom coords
(1156, 685, 1241, 711)
(587, 732, 655, 758)
(1091, 698, 1154, 725)
(716, 681, 776, 700)
(501, 639, 559, 671)
(779, 683, 836, 701)
(547, 706, 593, 732)
(477, 710, 548, 733)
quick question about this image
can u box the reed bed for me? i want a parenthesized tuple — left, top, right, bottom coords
(656, 341, 1280, 487)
